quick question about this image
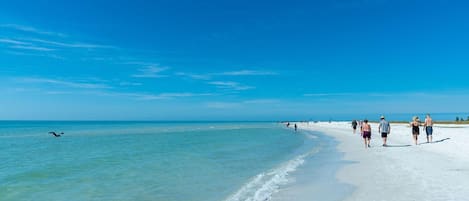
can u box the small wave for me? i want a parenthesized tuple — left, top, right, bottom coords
(224, 148, 320, 201)
(305, 134, 318, 139)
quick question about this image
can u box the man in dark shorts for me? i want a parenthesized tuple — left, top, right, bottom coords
(361, 119, 372, 148)
(352, 120, 358, 134)
(378, 115, 391, 146)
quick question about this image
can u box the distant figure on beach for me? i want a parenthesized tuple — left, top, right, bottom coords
(361, 119, 372, 148)
(286, 122, 290, 127)
(378, 116, 391, 147)
(294, 124, 298, 132)
(411, 116, 421, 145)
(424, 114, 434, 143)
(351, 120, 358, 134)
(49, 131, 63, 137)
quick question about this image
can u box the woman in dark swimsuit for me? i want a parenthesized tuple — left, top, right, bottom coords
(411, 116, 420, 145)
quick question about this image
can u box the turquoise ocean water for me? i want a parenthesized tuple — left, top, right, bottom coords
(0, 121, 347, 201)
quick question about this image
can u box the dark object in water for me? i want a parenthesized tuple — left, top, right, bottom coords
(49, 132, 64, 137)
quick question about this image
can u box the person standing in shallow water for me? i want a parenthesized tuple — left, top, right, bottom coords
(379, 116, 391, 147)
(294, 124, 298, 132)
(351, 120, 358, 134)
(424, 114, 434, 143)
(411, 116, 421, 145)
(361, 119, 372, 148)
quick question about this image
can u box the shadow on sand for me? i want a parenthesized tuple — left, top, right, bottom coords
(431, 137, 451, 144)
(385, 138, 451, 147)
(417, 138, 451, 145)
(385, 144, 412, 148)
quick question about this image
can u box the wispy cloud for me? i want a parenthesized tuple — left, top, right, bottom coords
(205, 99, 279, 109)
(0, 38, 31, 45)
(45, 91, 73, 95)
(119, 82, 142, 86)
(132, 65, 169, 78)
(25, 38, 114, 49)
(206, 102, 242, 109)
(19, 77, 110, 89)
(175, 72, 211, 80)
(137, 92, 213, 100)
(121, 61, 157, 65)
(10, 45, 55, 52)
(176, 69, 277, 81)
(304, 92, 432, 98)
(242, 99, 280, 104)
(208, 81, 254, 91)
(304, 93, 353, 97)
(159, 92, 212, 98)
(1, 24, 67, 37)
(13, 78, 213, 101)
(217, 70, 277, 76)
(77, 91, 212, 100)
(4, 50, 64, 59)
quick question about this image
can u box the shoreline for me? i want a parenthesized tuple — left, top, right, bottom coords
(271, 129, 354, 201)
(296, 121, 469, 201)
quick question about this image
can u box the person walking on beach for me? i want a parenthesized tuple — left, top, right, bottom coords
(294, 124, 298, 132)
(411, 116, 421, 145)
(360, 120, 365, 134)
(378, 116, 391, 146)
(352, 120, 358, 134)
(424, 114, 434, 143)
(361, 119, 372, 148)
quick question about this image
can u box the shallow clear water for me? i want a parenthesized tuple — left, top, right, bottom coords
(0, 121, 336, 201)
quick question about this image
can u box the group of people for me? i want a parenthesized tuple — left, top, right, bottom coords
(351, 114, 434, 148)
(285, 122, 298, 132)
(411, 115, 434, 145)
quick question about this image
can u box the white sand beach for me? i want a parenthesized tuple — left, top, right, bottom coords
(298, 122, 469, 201)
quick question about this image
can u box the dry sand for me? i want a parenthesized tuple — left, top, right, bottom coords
(298, 122, 469, 201)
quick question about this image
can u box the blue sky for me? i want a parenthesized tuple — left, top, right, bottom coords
(1, 0, 469, 120)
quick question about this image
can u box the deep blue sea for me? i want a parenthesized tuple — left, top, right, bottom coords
(0, 121, 346, 201)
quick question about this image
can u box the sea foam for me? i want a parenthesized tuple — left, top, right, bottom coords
(224, 147, 320, 201)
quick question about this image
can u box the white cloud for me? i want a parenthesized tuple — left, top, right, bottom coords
(19, 77, 110, 89)
(119, 82, 142, 86)
(1, 24, 67, 37)
(132, 65, 169, 78)
(303, 92, 431, 97)
(159, 92, 212, 98)
(10, 45, 55, 52)
(242, 99, 280, 104)
(25, 38, 114, 49)
(79, 91, 212, 100)
(4, 50, 64, 59)
(205, 99, 279, 109)
(303, 93, 353, 97)
(206, 102, 242, 109)
(176, 69, 276, 81)
(121, 61, 158, 66)
(138, 92, 213, 100)
(208, 81, 254, 91)
(122, 93, 167, 100)
(45, 91, 73, 95)
(218, 70, 277, 76)
(0, 38, 30, 45)
(175, 72, 211, 80)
